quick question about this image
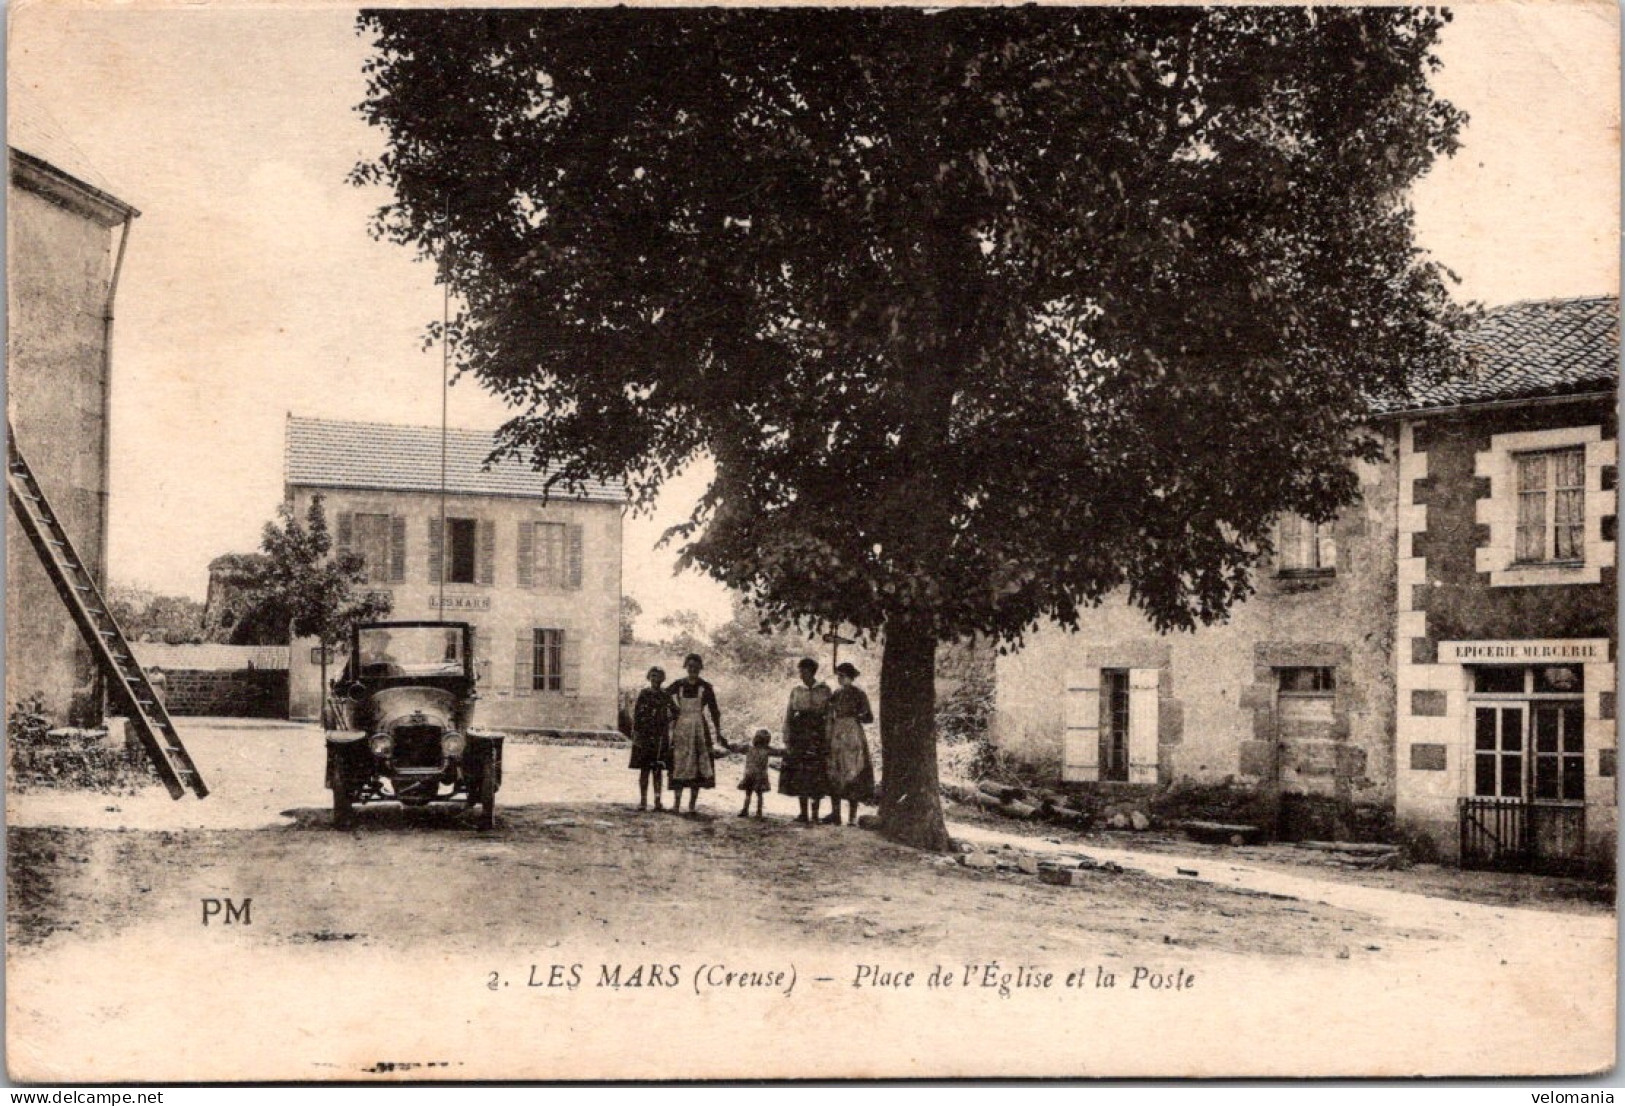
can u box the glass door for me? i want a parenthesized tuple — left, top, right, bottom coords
(1473, 704, 1526, 798)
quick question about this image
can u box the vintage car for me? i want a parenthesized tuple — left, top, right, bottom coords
(325, 620, 503, 829)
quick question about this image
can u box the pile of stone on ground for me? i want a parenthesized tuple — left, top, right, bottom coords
(7, 702, 157, 793)
(1292, 840, 1409, 870)
(946, 839, 1133, 885)
(941, 780, 1102, 830)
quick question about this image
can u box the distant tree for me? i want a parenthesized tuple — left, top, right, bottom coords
(238, 496, 393, 711)
(619, 595, 643, 645)
(710, 595, 806, 678)
(656, 609, 708, 658)
(355, 8, 1469, 849)
(106, 587, 206, 645)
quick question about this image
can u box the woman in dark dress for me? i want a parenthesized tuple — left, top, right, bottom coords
(778, 657, 832, 825)
(824, 662, 876, 826)
(667, 653, 723, 814)
(628, 666, 676, 811)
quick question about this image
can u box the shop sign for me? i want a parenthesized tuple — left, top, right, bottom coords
(429, 594, 492, 611)
(1440, 639, 1608, 664)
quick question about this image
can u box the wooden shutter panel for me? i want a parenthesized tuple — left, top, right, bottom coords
(514, 630, 534, 697)
(478, 519, 496, 585)
(1127, 669, 1160, 784)
(428, 518, 443, 585)
(1315, 524, 1338, 573)
(335, 511, 354, 556)
(561, 628, 582, 696)
(567, 524, 584, 590)
(389, 516, 407, 583)
(1062, 674, 1101, 783)
(517, 521, 534, 589)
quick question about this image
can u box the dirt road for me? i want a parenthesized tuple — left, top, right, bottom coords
(6, 720, 1615, 1080)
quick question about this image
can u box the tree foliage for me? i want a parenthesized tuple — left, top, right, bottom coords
(107, 587, 206, 645)
(619, 594, 643, 645)
(238, 496, 393, 651)
(353, 8, 1469, 847)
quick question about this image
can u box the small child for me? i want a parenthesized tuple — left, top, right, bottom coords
(737, 729, 786, 818)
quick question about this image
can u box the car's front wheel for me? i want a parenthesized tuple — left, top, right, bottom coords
(332, 779, 355, 829)
(475, 759, 497, 831)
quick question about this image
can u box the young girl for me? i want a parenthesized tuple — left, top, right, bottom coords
(736, 729, 786, 819)
(628, 666, 675, 811)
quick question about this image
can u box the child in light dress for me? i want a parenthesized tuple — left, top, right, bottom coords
(737, 728, 786, 818)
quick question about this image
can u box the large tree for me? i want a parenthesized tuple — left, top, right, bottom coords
(353, 8, 1468, 849)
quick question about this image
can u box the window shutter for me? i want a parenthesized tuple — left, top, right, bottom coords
(478, 519, 496, 585)
(514, 630, 534, 697)
(517, 521, 534, 589)
(561, 628, 582, 697)
(1061, 675, 1101, 783)
(389, 516, 407, 583)
(428, 518, 443, 585)
(567, 524, 584, 590)
(1315, 524, 1338, 573)
(1127, 669, 1160, 784)
(336, 511, 354, 556)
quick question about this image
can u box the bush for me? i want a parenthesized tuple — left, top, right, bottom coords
(8, 695, 159, 793)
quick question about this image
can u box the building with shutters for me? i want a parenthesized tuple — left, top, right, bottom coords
(6, 98, 140, 724)
(994, 297, 1618, 871)
(283, 416, 624, 733)
(1390, 296, 1616, 874)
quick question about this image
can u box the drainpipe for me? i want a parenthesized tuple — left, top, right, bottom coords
(94, 210, 135, 723)
(98, 211, 134, 589)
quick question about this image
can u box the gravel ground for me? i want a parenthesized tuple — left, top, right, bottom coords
(5, 719, 1615, 1081)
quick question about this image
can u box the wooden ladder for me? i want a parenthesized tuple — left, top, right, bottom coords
(7, 425, 208, 799)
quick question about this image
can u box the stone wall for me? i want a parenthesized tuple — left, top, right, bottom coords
(5, 168, 129, 725)
(995, 438, 1399, 824)
(160, 669, 289, 718)
(1394, 400, 1617, 869)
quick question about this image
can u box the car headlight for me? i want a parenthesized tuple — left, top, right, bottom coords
(442, 731, 466, 757)
(368, 733, 393, 758)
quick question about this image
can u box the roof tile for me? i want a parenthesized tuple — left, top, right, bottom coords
(285, 417, 624, 503)
(1390, 296, 1618, 412)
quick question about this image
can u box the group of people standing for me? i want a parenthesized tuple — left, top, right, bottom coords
(625, 653, 876, 824)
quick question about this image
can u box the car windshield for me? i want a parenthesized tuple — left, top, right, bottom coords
(357, 626, 465, 678)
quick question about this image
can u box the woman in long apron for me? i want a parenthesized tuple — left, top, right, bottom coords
(778, 657, 832, 824)
(824, 662, 876, 826)
(667, 653, 723, 814)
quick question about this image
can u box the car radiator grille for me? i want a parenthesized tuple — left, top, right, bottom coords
(391, 726, 444, 769)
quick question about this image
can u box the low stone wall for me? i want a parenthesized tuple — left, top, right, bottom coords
(160, 670, 288, 718)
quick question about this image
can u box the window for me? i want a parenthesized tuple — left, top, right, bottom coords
(1469, 665, 1586, 802)
(1277, 666, 1336, 736)
(1099, 670, 1130, 782)
(1515, 447, 1585, 563)
(1277, 667, 1335, 694)
(535, 522, 566, 588)
(352, 513, 392, 584)
(337, 511, 404, 584)
(519, 520, 583, 590)
(532, 629, 564, 692)
(446, 518, 478, 584)
(1277, 514, 1336, 574)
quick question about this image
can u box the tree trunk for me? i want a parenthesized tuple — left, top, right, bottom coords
(878, 617, 953, 852)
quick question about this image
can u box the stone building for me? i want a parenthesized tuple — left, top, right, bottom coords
(6, 101, 139, 723)
(1391, 297, 1616, 873)
(283, 416, 625, 733)
(994, 445, 1400, 835)
(994, 297, 1618, 869)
